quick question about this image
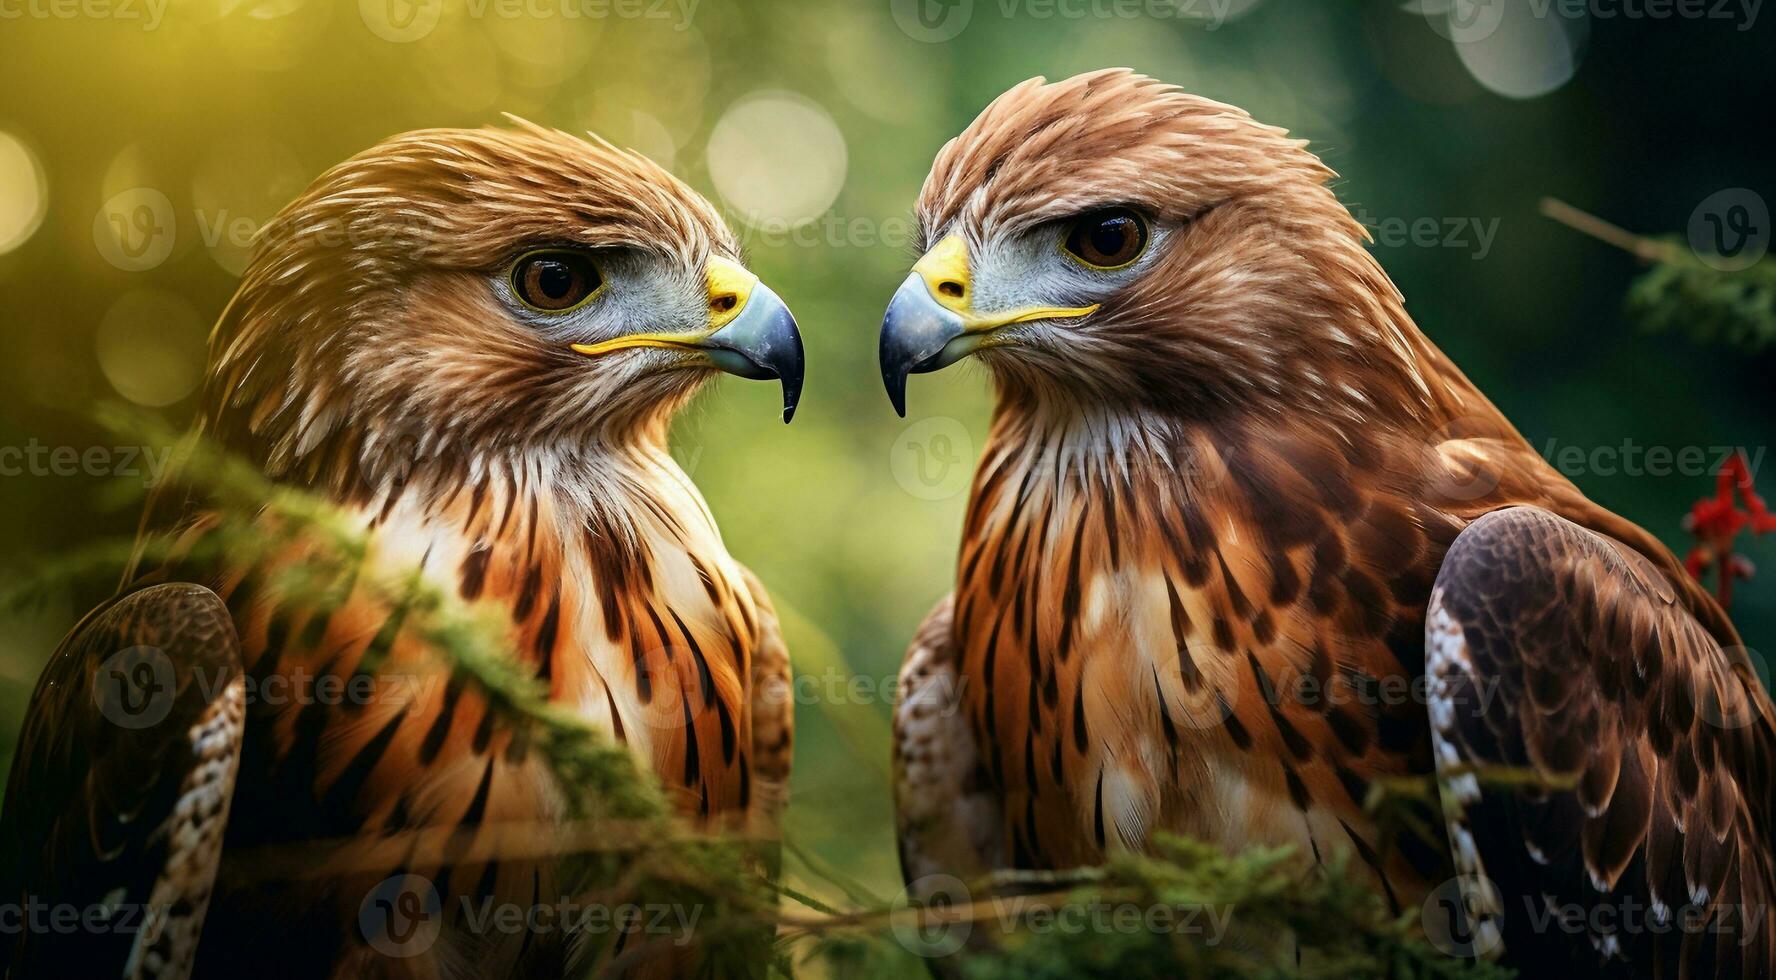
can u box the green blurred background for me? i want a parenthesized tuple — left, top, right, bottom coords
(1, 0, 1771, 960)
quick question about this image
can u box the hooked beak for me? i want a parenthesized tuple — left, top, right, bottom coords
(572, 255, 805, 423)
(878, 235, 1097, 417)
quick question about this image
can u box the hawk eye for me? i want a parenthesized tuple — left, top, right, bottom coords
(1063, 208, 1148, 270)
(512, 250, 602, 313)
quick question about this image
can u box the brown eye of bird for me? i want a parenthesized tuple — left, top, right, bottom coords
(1064, 208, 1147, 269)
(513, 251, 601, 312)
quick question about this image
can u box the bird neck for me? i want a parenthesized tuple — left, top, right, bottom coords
(353, 434, 698, 537)
(980, 399, 1181, 488)
(957, 400, 1181, 611)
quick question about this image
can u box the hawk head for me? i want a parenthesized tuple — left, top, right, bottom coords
(205, 119, 803, 497)
(880, 69, 1427, 423)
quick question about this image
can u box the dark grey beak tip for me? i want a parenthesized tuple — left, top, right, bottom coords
(884, 369, 908, 418)
(878, 272, 963, 419)
(781, 342, 802, 422)
(704, 282, 804, 424)
(768, 313, 804, 425)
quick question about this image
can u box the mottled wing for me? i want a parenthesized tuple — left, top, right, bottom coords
(1428, 507, 1776, 977)
(0, 584, 244, 980)
(893, 594, 1005, 890)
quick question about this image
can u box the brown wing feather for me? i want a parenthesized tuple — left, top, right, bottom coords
(0, 583, 245, 980)
(1429, 506, 1776, 977)
(738, 565, 792, 835)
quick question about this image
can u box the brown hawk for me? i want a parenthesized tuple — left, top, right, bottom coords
(882, 69, 1775, 975)
(0, 121, 801, 978)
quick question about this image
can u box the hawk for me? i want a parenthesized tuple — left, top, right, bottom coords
(883, 70, 1775, 975)
(1, 121, 802, 978)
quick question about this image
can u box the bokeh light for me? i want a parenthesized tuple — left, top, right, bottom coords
(822, 13, 942, 125)
(215, 0, 333, 73)
(413, 18, 504, 114)
(620, 110, 679, 172)
(95, 289, 208, 407)
(485, 9, 592, 91)
(570, 24, 712, 159)
(1367, 6, 1486, 106)
(190, 133, 311, 277)
(0, 132, 47, 256)
(706, 91, 847, 227)
(1450, 0, 1588, 99)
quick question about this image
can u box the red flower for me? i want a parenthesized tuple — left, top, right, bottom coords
(1685, 449, 1773, 607)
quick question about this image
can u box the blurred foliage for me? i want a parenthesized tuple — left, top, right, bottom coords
(1628, 251, 1776, 352)
(952, 838, 1509, 980)
(803, 838, 1512, 979)
(5, 407, 667, 822)
(0, 0, 1771, 976)
(1542, 197, 1776, 352)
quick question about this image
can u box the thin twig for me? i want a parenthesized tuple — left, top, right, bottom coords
(1540, 197, 1677, 263)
